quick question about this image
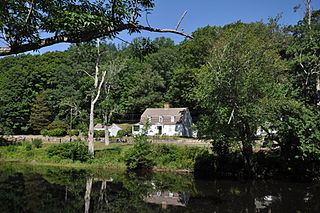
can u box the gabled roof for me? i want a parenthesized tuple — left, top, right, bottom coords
(140, 108, 188, 125)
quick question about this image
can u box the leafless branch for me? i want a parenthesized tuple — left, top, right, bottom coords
(79, 69, 95, 80)
(299, 53, 308, 75)
(25, 0, 35, 24)
(228, 108, 235, 125)
(93, 70, 107, 105)
(176, 10, 188, 31)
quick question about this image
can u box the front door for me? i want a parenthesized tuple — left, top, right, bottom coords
(157, 126, 162, 135)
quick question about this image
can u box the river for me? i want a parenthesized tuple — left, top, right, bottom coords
(0, 163, 319, 212)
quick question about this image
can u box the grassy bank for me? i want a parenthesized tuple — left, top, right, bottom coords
(0, 141, 208, 172)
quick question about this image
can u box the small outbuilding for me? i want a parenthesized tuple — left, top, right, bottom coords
(94, 123, 122, 137)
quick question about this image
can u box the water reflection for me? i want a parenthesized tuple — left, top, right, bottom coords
(0, 163, 319, 212)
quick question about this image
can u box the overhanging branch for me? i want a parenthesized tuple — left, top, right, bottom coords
(0, 23, 192, 56)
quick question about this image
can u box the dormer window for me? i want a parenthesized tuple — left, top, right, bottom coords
(171, 116, 175, 122)
(159, 116, 163, 123)
(147, 116, 152, 123)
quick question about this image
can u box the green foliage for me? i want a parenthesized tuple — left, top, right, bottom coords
(151, 144, 204, 169)
(29, 93, 52, 134)
(47, 142, 92, 162)
(94, 130, 104, 138)
(0, 0, 155, 54)
(32, 139, 43, 148)
(48, 120, 69, 131)
(274, 101, 320, 161)
(124, 136, 154, 170)
(25, 143, 32, 151)
(192, 22, 289, 174)
(7, 145, 17, 152)
(67, 129, 80, 136)
(117, 128, 131, 137)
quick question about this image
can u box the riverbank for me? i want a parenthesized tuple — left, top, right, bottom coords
(0, 141, 206, 172)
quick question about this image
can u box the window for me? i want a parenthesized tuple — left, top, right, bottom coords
(159, 116, 163, 123)
(133, 125, 140, 131)
(171, 116, 175, 122)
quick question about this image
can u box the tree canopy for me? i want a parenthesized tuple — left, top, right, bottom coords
(0, 0, 191, 56)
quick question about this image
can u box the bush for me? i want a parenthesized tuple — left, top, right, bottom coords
(94, 130, 104, 138)
(124, 136, 154, 170)
(7, 145, 17, 152)
(40, 129, 49, 136)
(46, 128, 67, 137)
(48, 120, 69, 130)
(32, 139, 43, 148)
(116, 130, 127, 138)
(47, 141, 92, 162)
(117, 126, 132, 137)
(67, 129, 80, 136)
(25, 143, 32, 151)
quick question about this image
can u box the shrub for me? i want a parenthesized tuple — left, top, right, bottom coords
(116, 130, 127, 138)
(48, 120, 69, 130)
(46, 128, 67, 137)
(40, 129, 48, 136)
(32, 139, 43, 148)
(124, 136, 154, 170)
(25, 143, 32, 151)
(47, 141, 91, 162)
(94, 130, 104, 138)
(67, 129, 80, 136)
(117, 126, 132, 137)
(7, 145, 17, 152)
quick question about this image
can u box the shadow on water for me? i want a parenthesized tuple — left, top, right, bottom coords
(0, 162, 320, 212)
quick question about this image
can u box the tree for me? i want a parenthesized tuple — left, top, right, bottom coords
(100, 57, 124, 146)
(29, 93, 51, 133)
(287, 6, 320, 106)
(193, 22, 288, 175)
(0, 0, 191, 56)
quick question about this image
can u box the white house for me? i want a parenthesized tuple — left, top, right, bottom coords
(94, 123, 122, 137)
(132, 104, 193, 137)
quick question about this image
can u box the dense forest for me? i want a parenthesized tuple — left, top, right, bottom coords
(1, 9, 320, 175)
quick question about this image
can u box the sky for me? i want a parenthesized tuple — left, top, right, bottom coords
(18, 0, 320, 53)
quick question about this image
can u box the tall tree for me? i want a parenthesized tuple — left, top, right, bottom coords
(29, 93, 51, 133)
(193, 22, 288, 175)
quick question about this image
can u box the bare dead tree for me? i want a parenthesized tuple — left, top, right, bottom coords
(88, 38, 107, 155)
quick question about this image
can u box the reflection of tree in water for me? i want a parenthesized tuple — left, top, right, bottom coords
(1, 165, 320, 212)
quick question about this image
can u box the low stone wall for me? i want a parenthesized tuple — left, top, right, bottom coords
(2, 135, 206, 145)
(1, 135, 133, 144)
(2, 135, 84, 143)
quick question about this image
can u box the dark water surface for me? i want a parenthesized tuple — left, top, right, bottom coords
(0, 163, 319, 213)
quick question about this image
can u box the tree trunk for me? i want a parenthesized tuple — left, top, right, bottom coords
(84, 177, 93, 213)
(99, 180, 107, 208)
(88, 99, 95, 155)
(104, 124, 110, 146)
(305, 0, 312, 28)
(104, 112, 112, 146)
(317, 73, 320, 106)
